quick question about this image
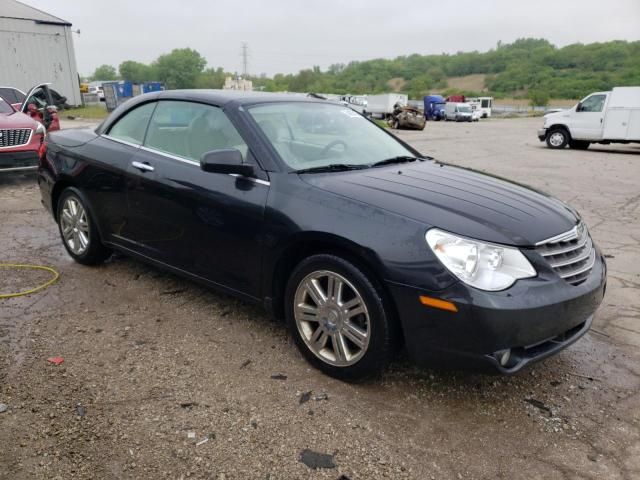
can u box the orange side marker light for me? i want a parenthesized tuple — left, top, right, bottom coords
(419, 295, 458, 313)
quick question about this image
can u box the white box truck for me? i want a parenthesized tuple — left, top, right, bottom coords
(538, 87, 640, 149)
(467, 97, 493, 118)
(364, 93, 408, 119)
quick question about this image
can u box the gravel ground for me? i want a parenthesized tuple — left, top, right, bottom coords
(1, 117, 639, 479)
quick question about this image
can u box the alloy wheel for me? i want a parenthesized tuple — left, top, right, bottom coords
(294, 270, 370, 367)
(60, 196, 90, 255)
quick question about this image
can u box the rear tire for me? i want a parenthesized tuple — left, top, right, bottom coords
(569, 140, 590, 150)
(546, 128, 569, 149)
(285, 254, 398, 382)
(57, 187, 111, 265)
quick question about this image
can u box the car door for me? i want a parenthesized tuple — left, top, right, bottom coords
(124, 100, 270, 298)
(20, 83, 60, 130)
(92, 102, 157, 243)
(572, 93, 608, 140)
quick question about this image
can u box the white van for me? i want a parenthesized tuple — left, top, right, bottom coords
(538, 87, 640, 149)
(444, 102, 473, 122)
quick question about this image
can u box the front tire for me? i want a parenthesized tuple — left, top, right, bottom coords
(57, 188, 111, 265)
(546, 128, 569, 149)
(285, 254, 397, 381)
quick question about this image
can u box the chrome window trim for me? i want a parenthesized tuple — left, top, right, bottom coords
(102, 134, 270, 186)
(228, 173, 270, 186)
(0, 128, 33, 150)
(102, 134, 142, 149)
(139, 145, 199, 166)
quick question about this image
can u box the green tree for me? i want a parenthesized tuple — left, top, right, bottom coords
(528, 90, 550, 107)
(153, 48, 206, 89)
(92, 64, 117, 81)
(119, 61, 156, 83)
(195, 67, 227, 89)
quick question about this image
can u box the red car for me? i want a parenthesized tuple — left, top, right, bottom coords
(0, 84, 59, 173)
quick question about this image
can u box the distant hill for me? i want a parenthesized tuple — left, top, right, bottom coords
(446, 74, 487, 93)
(253, 38, 640, 100)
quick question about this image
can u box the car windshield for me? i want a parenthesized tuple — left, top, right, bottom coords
(0, 97, 14, 114)
(248, 102, 415, 171)
(458, 106, 471, 113)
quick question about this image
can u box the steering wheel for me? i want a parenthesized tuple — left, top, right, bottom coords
(320, 140, 348, 157)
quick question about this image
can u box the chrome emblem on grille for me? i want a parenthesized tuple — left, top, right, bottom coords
(535, 223, 595, 286)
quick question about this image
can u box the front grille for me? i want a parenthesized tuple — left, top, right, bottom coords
(0, 128, 32, 148)
(535, 223, 595, 286)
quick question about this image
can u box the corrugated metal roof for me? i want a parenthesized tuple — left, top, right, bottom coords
(0, 0, 71, 26)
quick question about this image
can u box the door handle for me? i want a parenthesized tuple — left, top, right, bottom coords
(132, 161, 154, 172)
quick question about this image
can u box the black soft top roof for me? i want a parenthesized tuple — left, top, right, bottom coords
(96, 89, 333, 134)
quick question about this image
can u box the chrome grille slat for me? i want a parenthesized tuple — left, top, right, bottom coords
(558, 249, 596, 278)
(547, 237, 593, 268)
(535, 223, 595, 286)
(537, 233, 589, 257)
(0, 128, 32, 148)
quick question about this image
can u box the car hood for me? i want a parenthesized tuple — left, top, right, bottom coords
(300, 161, 578, 246)
(0, 111, 37, 129)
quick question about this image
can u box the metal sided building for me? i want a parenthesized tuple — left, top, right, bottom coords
(0, 0, 81, 106)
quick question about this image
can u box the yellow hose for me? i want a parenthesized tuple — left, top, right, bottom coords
(0, 264, 60, 299)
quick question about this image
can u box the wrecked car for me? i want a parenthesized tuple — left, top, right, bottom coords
(388, 103, 426, 130)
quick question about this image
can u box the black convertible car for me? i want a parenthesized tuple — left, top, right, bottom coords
(37, 91, 606, 380)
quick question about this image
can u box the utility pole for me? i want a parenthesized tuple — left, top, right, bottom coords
(241, 42, 249, 77)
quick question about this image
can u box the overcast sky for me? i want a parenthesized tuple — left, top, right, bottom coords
(23, 0, 640, 77)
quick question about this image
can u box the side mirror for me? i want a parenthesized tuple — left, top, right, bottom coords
(200, 149, 254, 177)
(576, 103, 583, 112)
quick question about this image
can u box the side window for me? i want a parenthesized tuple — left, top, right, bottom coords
(108, 103, 156, 145)
(0, 88, 16, 104)
(144, 101, 248, 162)
(580, 95, 606, 113)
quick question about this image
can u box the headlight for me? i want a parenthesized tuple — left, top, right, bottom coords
(35, 122, 46, 136)
(426, 229, 536, 291)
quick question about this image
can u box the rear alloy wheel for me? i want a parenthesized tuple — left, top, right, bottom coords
(285, 255, 397, 381)
(57, 188, 110, 265)
(546, 128, 569, 149)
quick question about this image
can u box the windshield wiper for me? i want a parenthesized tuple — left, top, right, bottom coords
(295, 164, 369, 174)
(370, 156, 421, 168)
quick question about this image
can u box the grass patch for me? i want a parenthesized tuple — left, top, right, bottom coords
(373, 118, 389, 129)
(64, 105, 109, 120)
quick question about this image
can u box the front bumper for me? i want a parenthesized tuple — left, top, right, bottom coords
(0, 150, 39, 172)
(387, 250, 606, 373)
(537, 128, 547, 141)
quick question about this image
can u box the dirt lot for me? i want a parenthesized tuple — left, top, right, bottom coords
(1, 117, 639, 479)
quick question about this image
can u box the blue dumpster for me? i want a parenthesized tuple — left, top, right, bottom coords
(142, 82, 163, 94)
(115, 81, 133, 98)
